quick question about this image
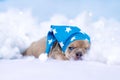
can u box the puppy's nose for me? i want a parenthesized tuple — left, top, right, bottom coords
(76, 52, 83, 57)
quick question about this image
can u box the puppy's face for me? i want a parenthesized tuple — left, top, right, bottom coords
(65, 40, 90, 60)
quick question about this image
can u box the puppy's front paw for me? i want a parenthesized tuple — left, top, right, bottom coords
(54, 53, 69, 60)
(61, 56, 69, 60)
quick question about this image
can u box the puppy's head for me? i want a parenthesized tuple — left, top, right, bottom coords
(65, 40, 90, 60)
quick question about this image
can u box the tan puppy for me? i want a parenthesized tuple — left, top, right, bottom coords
(23, 37, 90, 60)
(23, 25, 91, 60)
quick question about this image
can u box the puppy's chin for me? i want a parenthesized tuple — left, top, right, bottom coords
(69, 57, 83, 61)
(74, 56, 83, 60)
(65, 40, 90, 61)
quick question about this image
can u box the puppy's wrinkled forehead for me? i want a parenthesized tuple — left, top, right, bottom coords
(69, 40, 90, 48)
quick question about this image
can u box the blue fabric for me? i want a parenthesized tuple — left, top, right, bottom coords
(45, 25, 90, 54)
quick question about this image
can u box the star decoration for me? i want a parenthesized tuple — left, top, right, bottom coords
(85, 38, 89, 41)
(65, 27, 71, 33)
(71, 36, 76, 41)
(59, 42, 64, 48)
(53, 29, 57, 34)
(48, 39, 53, 44)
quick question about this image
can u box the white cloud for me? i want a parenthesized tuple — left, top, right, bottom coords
(0, 8, 40, 59)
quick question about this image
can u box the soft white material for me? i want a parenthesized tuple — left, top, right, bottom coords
(1, 59, 120, 80)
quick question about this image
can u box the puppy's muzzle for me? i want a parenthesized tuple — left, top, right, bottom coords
(75, 52, 83, 60)
(76, 52, 82, 57)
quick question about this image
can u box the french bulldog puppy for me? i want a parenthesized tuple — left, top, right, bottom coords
(23, 25, 91, 60)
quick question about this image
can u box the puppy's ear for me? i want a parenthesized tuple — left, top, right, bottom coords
(51, 42, 61, 51)
(49, 42, 68, 60)
(49, 41, 62, 57)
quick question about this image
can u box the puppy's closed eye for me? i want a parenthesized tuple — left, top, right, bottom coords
(68, 47, 75, 51)
(84, 46, 90, 50)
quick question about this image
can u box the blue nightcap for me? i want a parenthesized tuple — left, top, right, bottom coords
(45, 25, 90, 54)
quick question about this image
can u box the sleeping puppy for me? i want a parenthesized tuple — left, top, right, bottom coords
(65, 40, 90, 60)
(23, 25, 91, 60)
